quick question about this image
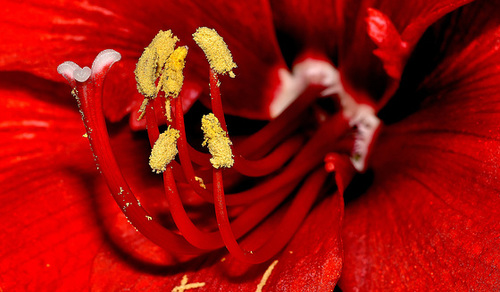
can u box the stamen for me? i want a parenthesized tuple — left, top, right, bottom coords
(201, 113, 234, 168)
(192, 27, 237, 78)
(58, 27, 377, 266)
(135, 30, 179, 98)
(149, 127, 181, 174)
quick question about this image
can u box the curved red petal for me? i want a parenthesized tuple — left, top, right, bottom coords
(0, 74, 178, 289)
(340, 0, 473, 104)
(0, 74, 102, 290)
(341, 2, 500, 290)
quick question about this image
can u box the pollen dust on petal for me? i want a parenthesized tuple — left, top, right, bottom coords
(255, 260, 279, 292)
(171, 275, 206, 292)
(149, 127, 180, 173)
(192, 27, 237, 78)
(201, 113, 234, 168)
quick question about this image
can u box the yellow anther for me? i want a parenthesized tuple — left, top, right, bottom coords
(149, 127, 180, 174)
(192, 27, 237, 78)
(135, 30, 179, 98)
(201, 113, 234, 168)
(158, 46, 188, 98)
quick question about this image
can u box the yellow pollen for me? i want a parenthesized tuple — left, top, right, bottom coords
(149, 127, 180, 173)
(201, 113, 234, 168)
(255, 260, 279, 292)
(158, 46, 188, 98)
(135, 30, 180, 98)
(171, 275, 205, 292)
(192, 27, 237, 78)
(137, 98, 149, 121)
(165, 98, 172, 122)
(195, 176, 206, 189)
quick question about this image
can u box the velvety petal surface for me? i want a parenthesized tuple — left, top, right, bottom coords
(0, 73, 168, 290)
(0, 0, 286, 120)
(341, 1, 500, 290)
(88, 193, 343, 291)
(0, 74, 102, 291)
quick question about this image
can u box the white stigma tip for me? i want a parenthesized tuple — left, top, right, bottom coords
(74, 66, 91, 82)
(57, 61, 80, 82)
(92, 49, 122, 74)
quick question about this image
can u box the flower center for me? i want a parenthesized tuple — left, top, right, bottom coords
(57, 28, 380, 264)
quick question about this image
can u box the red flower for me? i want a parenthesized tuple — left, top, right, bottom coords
(1, 0, 499, 291)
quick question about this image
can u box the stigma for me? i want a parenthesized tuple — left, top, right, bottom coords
(57, 26, 381, 265)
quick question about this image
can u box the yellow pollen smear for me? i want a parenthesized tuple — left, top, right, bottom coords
(195, 176, 206, 189)
(135, 30, 179, 98)
(165, 98, 172, 122)
(158, 46, 188, 98)
(201, 113, 234, 168)
(137, 98, 149, 121)
(149, 127, 180, 174)
(192, 27, 237, 78)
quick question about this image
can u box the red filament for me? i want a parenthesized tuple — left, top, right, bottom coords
(72, 63, 355, 264)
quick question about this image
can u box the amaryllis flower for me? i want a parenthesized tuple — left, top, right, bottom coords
(1, 0, 499, 290)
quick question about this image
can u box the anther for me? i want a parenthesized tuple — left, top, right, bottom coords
(135, 30, 180, 98)
(201, 113, 234, 168)
(149, 127, 181, 173)
(192, 27, 237, 78)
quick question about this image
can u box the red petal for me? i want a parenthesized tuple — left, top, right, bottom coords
(0, 1, 285, 120)
(0, 74, 102, 290)
(0, 73, 174, 289)
(269, 0, 343, 59)
(89, 193, 344, 291)
(341, 2, 500, 290)
(340, 0, 473, 104)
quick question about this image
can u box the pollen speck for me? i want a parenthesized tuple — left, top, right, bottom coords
(195, 176, 206, 189)
(149, 127, 181, 173)
(135, 30, 179, 98)
(201, 113, 234, 168)
(82, 133, 88, 138)
(192, 27, 237, 77)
